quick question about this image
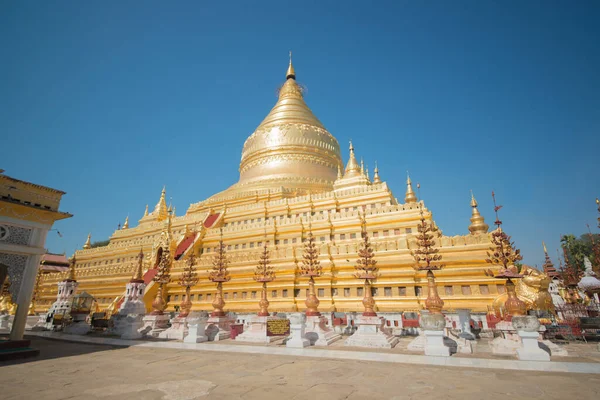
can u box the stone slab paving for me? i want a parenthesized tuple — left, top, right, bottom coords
(0, 337, 599, 400)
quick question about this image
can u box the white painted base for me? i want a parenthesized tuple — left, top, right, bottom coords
(407, 334, 425, 351)
(64, 320, 91, 335)
(235, 316, 283, 344)
(206, 315, 233, 341)
(183, 317, 208, 343)
(424, 330, 451, 357)
(120, 315, 145, 340)
(344, 316, 399, 349)
(305, 315, 342, 346)
(0, 314, 10, 330)
(541, 340, 568, 357)
(490, 336, 521, 356)
(286, 313, 310, 348)
(142, 314, 170, 338)
(517, 331, 550, 361)
(159, 316, 188, 340)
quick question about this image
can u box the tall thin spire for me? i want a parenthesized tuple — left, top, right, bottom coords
(143, 204, 149, 217)
(404, 172, 417, 204)
(153, 186, 168, 221)
(83, 233, 92, 249)
(337, 165, 342, 179)
(372, 162, 381, 184)
(122, 216, 129, 229)
(286, 50, 296, 80)
(542, 242, 558, 278)
(365, 165, 371, 183)
(468, 191, 489, 234)
(344, 141, 361, 177)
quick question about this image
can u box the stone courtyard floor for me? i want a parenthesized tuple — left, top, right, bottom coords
(1, 337, 599, 400)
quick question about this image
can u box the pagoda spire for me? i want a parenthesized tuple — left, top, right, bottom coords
(132, 249, 144, 281)
(67, 255, 77, 282)
(337, 165, 342, 180)
(83, 233, 92, 249)
(365, 165, 371, 183)
(286, 50, 296, 80)
(372, 162, 381, 184)
(344, 141, 361, 177)
(360, 158, 365, 175)
(404, 172, 417, 204)
(152, 186, 168, 222)
(143, 204, 149, 217)
(468, 191, 489, 234)
(122, 216, 129, 229)
(542, 242, 558, 278)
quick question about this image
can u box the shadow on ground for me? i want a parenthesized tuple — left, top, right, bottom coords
(0, 335, 128, 367)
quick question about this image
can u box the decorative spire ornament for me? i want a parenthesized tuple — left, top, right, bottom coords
(83, 233, 92, 249)
(253, 241, 275, 316)
(468, 191, 489, 234)
(208, 229, 231, 317)
(300, 221, 323, 316)
(337, 165, 342, 180)
(354, 213, 378, 316)
(67, 254, 77, 282)
(153, 186, 168, 221)
(286, 50, 295, 80)
(559, 237, 583, 303)
(344, 141, 361, 177)
(178, 248, 199, 317)
(372, 162, 382, 184)
(144, 204, 149, 217)
(405, 172, 417, 204)
(541, 242, 559, 278)
(122, 216, 129, 229)
(485, 192, 526, 316)
(132, 248, 145, 282)
(411, 203, 445, 314)
(151, 247, 172, 315)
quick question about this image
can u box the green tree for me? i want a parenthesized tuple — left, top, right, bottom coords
(560, 234, 592, 272)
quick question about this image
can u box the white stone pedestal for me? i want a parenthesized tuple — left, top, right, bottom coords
(184, 317, 208, 343)
(517, 331, 550, 361)
(142, 314, 170, 337)
(344, 316, 398, 349)
(120, 315, 145, 340)
(456, 308, 476, 340)
(305, 315, 341, 346)
(235, 315, 284, 344)
(206, 315, 233, 341)
(424, 330, 451, 356)
(159, 316, 188, 340)
(286, 313, 309, 348)
(0, 314, 10, 330)
(64, 320, 91, 335)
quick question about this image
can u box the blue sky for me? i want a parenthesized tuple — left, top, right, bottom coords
(2, 1, 599, 267)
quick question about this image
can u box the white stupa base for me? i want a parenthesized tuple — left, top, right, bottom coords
(424, 330, 451, 357)
(142, 314, 170, 337)
(183, 317, 208, 343)
(235, 316, 283, 344)
(490, 336, 521, 356)
(0, 314, 10, 330)
(344, 316, 398, 349)
(206, 315, 233, 341)
(120, 315, 145, 340)
(516, 331, 550, 361)
(64, 320, 91, 335)
(305, 315, 341, 346)
(286, 313, 310, 348)
(159, 316, 188, 340)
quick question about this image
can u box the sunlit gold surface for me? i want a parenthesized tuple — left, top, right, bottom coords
(468, 191, 489, 234)
(35, 57, 512, 316)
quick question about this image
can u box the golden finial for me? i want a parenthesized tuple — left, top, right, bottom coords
(144, 204, 149, 217)
(468, 190, 489, 234)
(404, 171, 417, 204)
(344, 140, 361, 177)
(286, 50, 296, 80)
(83, 233, 92, 249)
(67, 254, 77, 281)
(337, 165, 342, 179)
(365, 165, 371, 183)
(542, 241, 548, 255)
(153, 186, 168, 221)
(122, 216, 129, 229)
(373, 162, 381, 184)
(132, 248, 144, 281)
(360, 158, 365, 175)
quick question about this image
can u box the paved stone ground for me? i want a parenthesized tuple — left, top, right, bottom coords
(0, 337, 599, 400)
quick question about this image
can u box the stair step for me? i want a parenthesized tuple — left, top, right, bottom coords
(0, 339, 31, 350)
(0, 347, 39, 362)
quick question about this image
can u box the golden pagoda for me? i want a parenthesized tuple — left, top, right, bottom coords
(37, 56, 509, 315)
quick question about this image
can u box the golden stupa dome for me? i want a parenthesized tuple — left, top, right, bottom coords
(237, 55, 342, 192)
